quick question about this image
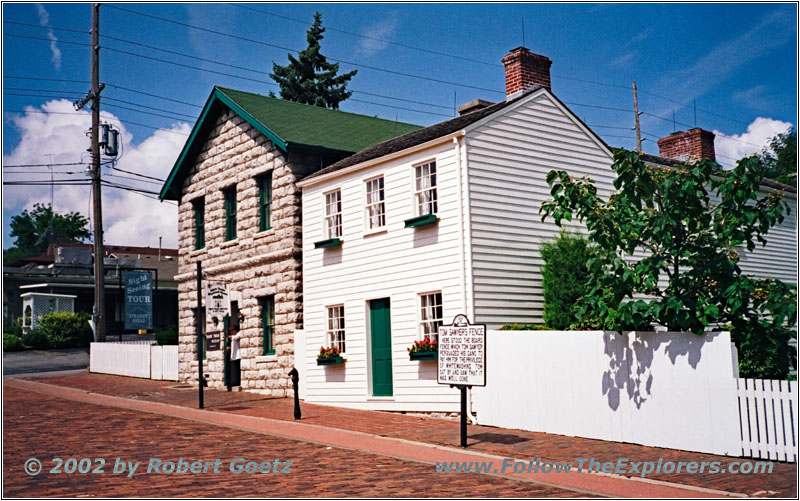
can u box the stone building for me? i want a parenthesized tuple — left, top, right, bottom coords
(159, 87, 420, 395)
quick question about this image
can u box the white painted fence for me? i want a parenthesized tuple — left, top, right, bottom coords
(90, 342, 178, 381)
(473, 330, 742, 456)
(738, 378, 798, 462)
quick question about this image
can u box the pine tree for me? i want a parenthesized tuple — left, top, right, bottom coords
(270, 12, 357, 109)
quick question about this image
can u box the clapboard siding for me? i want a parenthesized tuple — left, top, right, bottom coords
(302, 139, 466, 411)
(736, 194, 797, 284)
(466, 93, 615, 327)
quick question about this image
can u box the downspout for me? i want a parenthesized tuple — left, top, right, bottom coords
(453, 134, 478, 425)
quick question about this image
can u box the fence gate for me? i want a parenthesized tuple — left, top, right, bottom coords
(737, 378, 798, 462)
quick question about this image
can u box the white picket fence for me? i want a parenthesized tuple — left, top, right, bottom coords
(90, 342, 178, 381)
(737, 378, 798, 462)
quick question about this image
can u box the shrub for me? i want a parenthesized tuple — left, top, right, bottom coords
(39, 312, 93, 349)
(500, 323, 551, 331)
(22, 329, 49, 349)
(3, 333, 24, 352)
(540, 231, 594, 330)
(155, 324, 179, 345)
(3, 320, 23, 338)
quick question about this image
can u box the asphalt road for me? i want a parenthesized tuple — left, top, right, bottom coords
(2, 348, 89, 375)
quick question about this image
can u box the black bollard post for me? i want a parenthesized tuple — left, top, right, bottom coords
(460, 385, 467, 447)
(288, 368, 301, 420)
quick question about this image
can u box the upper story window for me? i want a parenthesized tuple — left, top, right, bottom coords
(258, 172, 272, 232)
(193, 198, 205, 250)
(327, 305, 346, 353)
(325, 189, 342, 239)
(419, 291, 443, 342)
(365, 176, 385, 231)
(414, 160, 438, 216)
(224, 186, 237, 241)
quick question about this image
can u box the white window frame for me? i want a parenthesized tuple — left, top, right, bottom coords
(324, 189, 342, 239)
(413, 160, 438, 217)
(326, 305, 346, 353)
(364, 175, 386, 233)
(418, 291, 443, 342)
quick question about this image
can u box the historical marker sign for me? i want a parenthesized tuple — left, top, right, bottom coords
(437, 314, 486, 387)
(124, 271, 152, 330)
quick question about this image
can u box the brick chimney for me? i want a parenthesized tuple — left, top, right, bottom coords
(501, 46, 552, 98)
(656, 128, 716, 162)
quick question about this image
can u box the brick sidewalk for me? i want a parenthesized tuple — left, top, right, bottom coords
(22, 372, 799, 497)
(3, 386, 580, 498)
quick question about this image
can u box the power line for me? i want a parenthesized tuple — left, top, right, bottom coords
(105, 83, 202, 108)
(109, 165, 165, 183)
(101, 34, 452, 110)
(105, 4, 505, 94)
(640, 111, 766, 149)
(103, 96, 199, 120)
(2, 162, 87, 168)
(3, 20, 88, 35)
(229, 3, 499, 68)
(3, 75, 92, 84)
(4, 32, 91, 47)
(3, 109, 190, 136)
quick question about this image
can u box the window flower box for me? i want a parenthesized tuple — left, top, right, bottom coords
(314, 238, 342, 249)
(317, 346, 344, 366)
(409, 351, 437, 361)
(408, 338, 437, 360)
(317, 356, 344, 366)
(404, 214, 438, 228)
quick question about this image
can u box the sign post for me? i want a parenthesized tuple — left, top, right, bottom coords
(437, 314, 486, 447)
(123, 271, 152, 331)
(195, 262, 204, 409)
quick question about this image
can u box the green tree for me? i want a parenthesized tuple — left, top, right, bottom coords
(539, 150, 796, 377)
(758, 127, 796, 186)
(540, 231, 595, 329)
(5, 203, 90, 262)
(270, 11, 357, 109)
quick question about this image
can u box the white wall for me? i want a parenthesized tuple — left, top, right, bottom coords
(465, 92, 614, 328)
(473, 330, 742, 456)
(301, 140, 466, 411)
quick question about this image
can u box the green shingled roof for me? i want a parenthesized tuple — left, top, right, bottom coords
(159, 87, 422, 200)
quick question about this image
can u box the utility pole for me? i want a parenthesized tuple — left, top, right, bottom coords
(632, 81, 643, 154)
(90, 3, 106, 342)
(74, 4, 105, 341)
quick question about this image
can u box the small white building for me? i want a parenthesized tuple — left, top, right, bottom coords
(298, 47, 797, 412)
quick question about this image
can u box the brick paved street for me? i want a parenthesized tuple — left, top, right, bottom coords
(23, 372, 798, 497)
(3, 385, 584, 498)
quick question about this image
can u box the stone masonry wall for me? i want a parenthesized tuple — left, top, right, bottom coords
(175, 109, 313, 396)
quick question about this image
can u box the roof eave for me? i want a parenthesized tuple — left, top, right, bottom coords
(159, 87, 289, 201)
(297, 131, 465, 188)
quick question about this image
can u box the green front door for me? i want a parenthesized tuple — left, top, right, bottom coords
(369, 298, 393, 397)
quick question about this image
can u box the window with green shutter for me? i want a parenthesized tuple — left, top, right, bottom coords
(261, 296, 275, 356)
(193, 198, 205, 250)
(258, 172, 272, 232)
(224, 186, 237, 240)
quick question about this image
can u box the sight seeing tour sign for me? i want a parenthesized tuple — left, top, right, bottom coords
(437, 314, 486, 447)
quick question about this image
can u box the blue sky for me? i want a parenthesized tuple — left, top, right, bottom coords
(2, 2, 797, 249)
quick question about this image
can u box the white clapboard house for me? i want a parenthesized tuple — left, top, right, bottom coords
(297, 47, 797, 412)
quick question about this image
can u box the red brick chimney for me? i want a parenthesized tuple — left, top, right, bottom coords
(501, 47, 552, 98)
(657, 128, 716, 162)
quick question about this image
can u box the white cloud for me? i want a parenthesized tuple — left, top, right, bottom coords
(35, 3, 62, 71)
(713, 117, 792, 169)
(2, 99, 190, 248)
(354, 13, 399, 58)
